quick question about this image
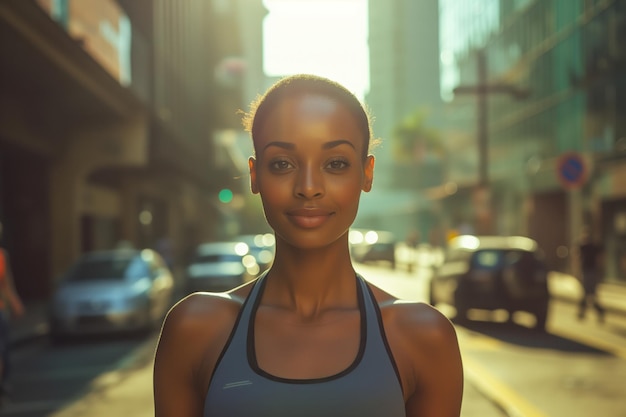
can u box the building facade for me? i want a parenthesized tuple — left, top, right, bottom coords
(0, 0, 251, 299)
(363, 0, 444, 243)
(439, 0, 626, 283)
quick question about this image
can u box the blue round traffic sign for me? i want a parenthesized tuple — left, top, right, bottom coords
(556, 152, 588, 190)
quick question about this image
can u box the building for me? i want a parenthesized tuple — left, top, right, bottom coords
(0, 0, 250, 299)
(439, 0, 626, 283)
(363, 0, 445, 243)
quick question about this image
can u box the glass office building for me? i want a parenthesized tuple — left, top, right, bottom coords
(440, 0, 626, 283)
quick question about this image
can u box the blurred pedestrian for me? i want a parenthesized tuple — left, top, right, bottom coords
(153, 74, 463, 417)
(576, 227, 605, 323)
(0, 223, 25, 398)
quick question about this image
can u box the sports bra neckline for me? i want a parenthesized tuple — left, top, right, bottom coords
(245, 273, 369, 384)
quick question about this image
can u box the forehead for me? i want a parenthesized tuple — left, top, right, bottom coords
(255, 93, 363, 147)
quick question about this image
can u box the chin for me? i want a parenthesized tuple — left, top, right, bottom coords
(276, 229, 349, 252)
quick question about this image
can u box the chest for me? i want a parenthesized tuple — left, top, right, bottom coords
(204, 302, 406, 417)
(253, 308, 361, 379)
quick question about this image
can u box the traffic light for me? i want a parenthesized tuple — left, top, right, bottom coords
(218, 188, 234, 204)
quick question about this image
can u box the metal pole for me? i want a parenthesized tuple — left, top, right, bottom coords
(477, 50, 488, 187)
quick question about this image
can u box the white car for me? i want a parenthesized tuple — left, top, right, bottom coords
(184, 241, 260, 294)
(49, 249, 175, 339)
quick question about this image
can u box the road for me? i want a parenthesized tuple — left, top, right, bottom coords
(0, 331, 157, 417)
(1, 262, 624, 416)
(357, 262, 626, 417)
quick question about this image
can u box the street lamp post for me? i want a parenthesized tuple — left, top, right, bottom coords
(453, 49, 530, 186)
(452, 49, 530, 233)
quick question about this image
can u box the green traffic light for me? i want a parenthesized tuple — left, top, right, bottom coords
(218, 189, 234, 203)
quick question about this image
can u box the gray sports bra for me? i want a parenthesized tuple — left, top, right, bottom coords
(203, 272, 406, 417)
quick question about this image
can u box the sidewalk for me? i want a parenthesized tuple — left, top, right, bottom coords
(548, 271, 626, 316)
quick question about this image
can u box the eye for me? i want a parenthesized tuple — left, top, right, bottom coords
(326, 158, 350, 171)
(269, 159, 293, 172)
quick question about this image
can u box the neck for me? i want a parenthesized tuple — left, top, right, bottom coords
(263, 240, 358, 319)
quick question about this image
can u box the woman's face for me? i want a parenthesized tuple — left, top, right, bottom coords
(249, 93, 374, 249)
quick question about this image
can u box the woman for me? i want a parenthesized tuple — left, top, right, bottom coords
(153, 74, 463, 417)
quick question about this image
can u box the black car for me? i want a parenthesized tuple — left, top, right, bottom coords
(429, 235, 550, 331)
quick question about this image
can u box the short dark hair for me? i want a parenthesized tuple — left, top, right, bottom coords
(242, 74, 376, 160)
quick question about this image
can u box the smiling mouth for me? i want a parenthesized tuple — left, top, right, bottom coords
(286, 209, 334, 229)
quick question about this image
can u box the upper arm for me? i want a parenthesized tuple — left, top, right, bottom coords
(153, 294, 238, 417)
(402, 305, 464, 417)
(153, 299, 205, 417)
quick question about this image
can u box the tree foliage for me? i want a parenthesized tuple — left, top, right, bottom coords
(391, 108, 445, 164)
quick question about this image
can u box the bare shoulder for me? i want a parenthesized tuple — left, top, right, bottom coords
(367, 282, 463, 414)
(159, 282, 254, 349)
(388, 300, 458, 348)
(366, 282, 461, 378)
(162, 292, 240, 337)
(368, 283, 457, 347)
(153, 283, 257, 415)
(155, 282, 256, 387)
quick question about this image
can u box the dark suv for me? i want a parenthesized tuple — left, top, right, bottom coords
(429, 235, 550, 331)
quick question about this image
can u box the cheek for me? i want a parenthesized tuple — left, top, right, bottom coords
(259, 186, 282, 207)
(258, 187, 288, 231)
(328, 176, 364, 204)
(257, 178, 288, 213)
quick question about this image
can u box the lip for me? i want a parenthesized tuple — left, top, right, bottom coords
(286, 208, 334, 229)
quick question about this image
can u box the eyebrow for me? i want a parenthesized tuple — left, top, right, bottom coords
(263, 139, 356, 152)
(263, 141, 295, 151)
(323, 139, 356, 150)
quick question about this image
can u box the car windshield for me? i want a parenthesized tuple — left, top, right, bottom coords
(65, 254, 141, 281)
(194, 254, 241, 263)
(472, 250, 504, 269)
(472, 249, 537, 270)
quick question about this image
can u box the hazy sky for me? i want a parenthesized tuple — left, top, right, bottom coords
(262, 0, 369, 100)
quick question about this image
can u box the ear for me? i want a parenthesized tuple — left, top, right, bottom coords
(249, 157, 259, 194)
(362, 155, 374, 192)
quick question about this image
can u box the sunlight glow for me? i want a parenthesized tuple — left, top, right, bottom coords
(262, 0, 369, 100)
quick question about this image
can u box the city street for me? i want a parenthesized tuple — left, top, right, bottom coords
(0, 332, 157, 417)
(0, 262, 623, 416)
(359, 262, 626, 417)
(2, 1, 625, 416)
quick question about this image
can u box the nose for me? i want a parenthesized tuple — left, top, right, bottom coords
(294, 163, 324, 199)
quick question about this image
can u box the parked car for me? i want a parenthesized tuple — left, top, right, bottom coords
(49, 248, 175, 339)
(429, 235, 550, 331)
(236, 233, 276, 273)
(349, 229, 397, 269)
(184, 241, 259, 293)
